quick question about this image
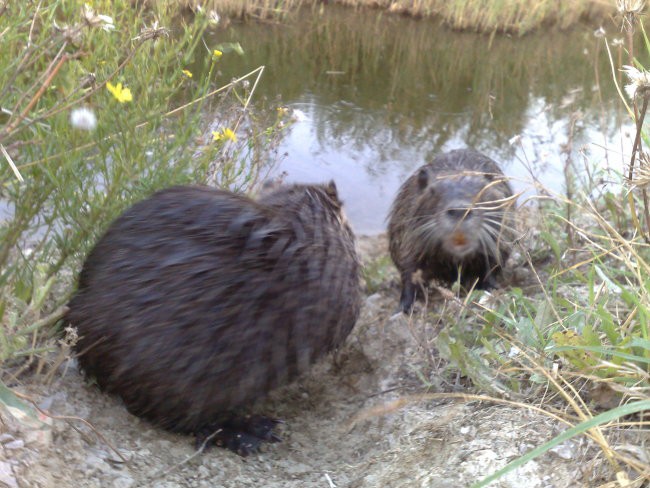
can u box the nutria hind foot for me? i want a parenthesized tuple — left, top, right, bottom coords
(196, 414, 283, 456)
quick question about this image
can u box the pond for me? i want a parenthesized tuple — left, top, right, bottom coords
(211, 6, 632, 235)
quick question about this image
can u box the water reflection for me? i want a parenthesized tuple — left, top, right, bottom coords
(209, 6, 631, 234)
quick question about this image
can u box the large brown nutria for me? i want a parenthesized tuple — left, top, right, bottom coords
(66, 182, 362, 455)
(388, 149, 516, 312)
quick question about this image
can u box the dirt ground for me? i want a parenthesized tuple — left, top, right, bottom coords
(0, 235, 620, 488)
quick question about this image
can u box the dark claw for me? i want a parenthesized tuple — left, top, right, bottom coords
(399, 282, 416, 314)
(227, 431, 264, 457)
(236, 415, 283, 443)
(195, 414, 283, 456)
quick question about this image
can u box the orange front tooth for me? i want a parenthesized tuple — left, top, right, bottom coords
(452, 232, 467, 246)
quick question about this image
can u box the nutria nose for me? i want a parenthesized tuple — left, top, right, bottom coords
(446, 207, 472, 220)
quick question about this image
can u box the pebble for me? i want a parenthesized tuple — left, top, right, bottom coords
(365, 293, 383, 307)
(549, 441, 576, 460)
(85, 453, 113, 475)
(0, 461, 18, 488)
(112, 475, 135, 488)
(3, 440, 24, 450)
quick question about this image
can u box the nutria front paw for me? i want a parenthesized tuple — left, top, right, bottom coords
(196, 415, 283, 456)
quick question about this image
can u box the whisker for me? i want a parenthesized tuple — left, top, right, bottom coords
(477, 231, 493, 269)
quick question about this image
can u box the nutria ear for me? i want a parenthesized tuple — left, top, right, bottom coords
(325, 180, 338, 197)
(417, 168, 429, 190)
(258, 179, 280, 196)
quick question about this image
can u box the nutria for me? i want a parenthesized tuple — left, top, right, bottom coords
(388, 149, 516, 312)
(66, 182, 361, 455)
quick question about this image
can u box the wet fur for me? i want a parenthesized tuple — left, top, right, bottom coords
(388, 149, 515, 311)
(67, 183, 362, 434)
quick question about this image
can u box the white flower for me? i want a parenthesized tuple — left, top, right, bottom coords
(82, 4, 115, 32)
(622, 65, 650, 100)
(617, 0, 645, 15)
(508, 134, 522, 146)
(208, 10, 220, 25)
(70, 107, 97, 131)
(132, 20, 169, 41)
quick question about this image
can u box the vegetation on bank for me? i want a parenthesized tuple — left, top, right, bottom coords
(172, 0, 616, 35)
(386, 4, 650, 484)
(0, 0, 288, 385)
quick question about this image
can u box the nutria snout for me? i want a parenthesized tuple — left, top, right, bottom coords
(388, 149, 516, 312)
(66, 181, 362, 455)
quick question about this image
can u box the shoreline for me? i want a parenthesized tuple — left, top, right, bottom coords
(200, 0, 618, 36)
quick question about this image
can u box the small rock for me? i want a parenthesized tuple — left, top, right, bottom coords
(113, 475, 135, 488)
(388, 311, 403, 324)
(365, 293, 383, 307)
(549, 441, 576, 460)
(519, 443, 535, 455)
(23, 424, 53, 449)
(0, 461, 18, 488)
(459, 425, 476, 436)
(284, 462, 312, 476)
(3, 439, 24, 450)
(85, 453, 113, 474)
(38, 391, 67, 411)
(0, 434, 15, 444)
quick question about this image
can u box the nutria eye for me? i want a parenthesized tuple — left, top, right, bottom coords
(446, 208, 471, 219)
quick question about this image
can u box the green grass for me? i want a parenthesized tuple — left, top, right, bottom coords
(0, 1, 289, 375)
(362, 255, 395, 294)
(407, 191, 650, 482)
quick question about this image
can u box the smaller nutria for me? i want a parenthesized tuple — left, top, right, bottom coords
(388, 149, 516, 312)
(66, 182, 361, 455)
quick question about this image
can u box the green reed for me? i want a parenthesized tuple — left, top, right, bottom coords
(325, 0, 612, 35)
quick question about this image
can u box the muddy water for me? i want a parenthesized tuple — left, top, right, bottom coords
(210, 7, 630, 234)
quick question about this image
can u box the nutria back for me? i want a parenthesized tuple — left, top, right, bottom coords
(388, 149, 516, 311)
(67, 182, 361, 435)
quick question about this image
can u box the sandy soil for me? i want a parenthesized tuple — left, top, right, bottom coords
(0, 235, 616, 488)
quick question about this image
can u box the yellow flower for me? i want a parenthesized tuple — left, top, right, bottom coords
(106, 82, 133, 103)
(182, 69, 192, 78)
(223, 128, 236, 141)
(213, 49, 223, 59)
(212, 128, 237, 143)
